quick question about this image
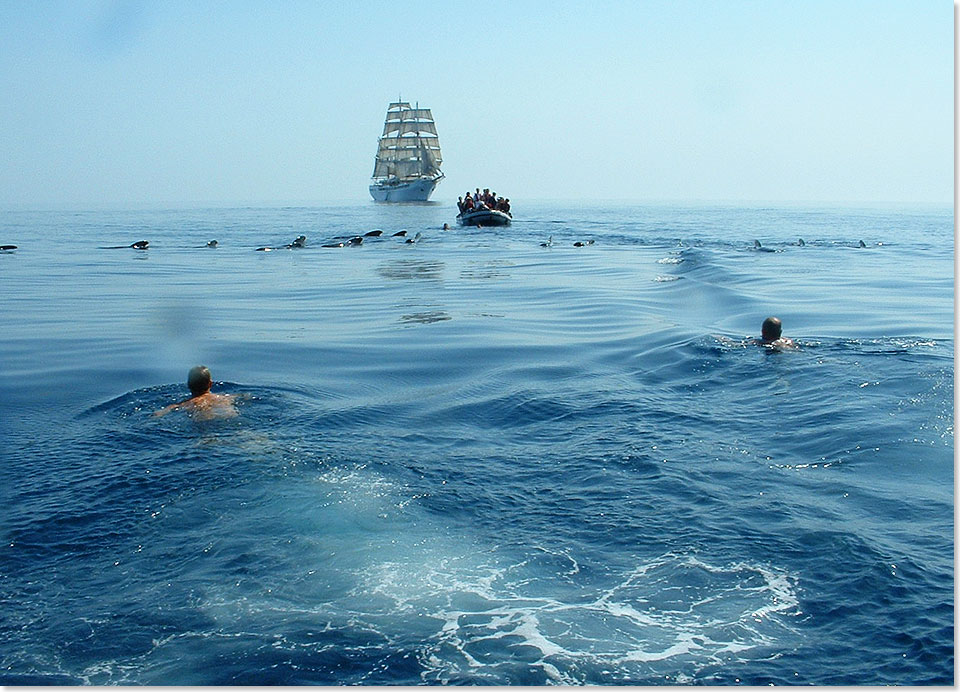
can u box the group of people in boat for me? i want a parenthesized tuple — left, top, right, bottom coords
(457, 188, 511, 216)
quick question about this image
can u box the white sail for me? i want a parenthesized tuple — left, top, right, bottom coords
(402, 108, 433, 120)
(383, 106, 431, 121)
(376, 138, 426, 153)
(372, 159, 392, 178)
(377, 137, 438, 153)
(371, 100, 444, 185)
(420, 144, 440, 175)
(383, 121, 438, 137)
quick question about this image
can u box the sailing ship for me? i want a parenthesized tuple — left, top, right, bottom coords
(369, 101, 444, 202)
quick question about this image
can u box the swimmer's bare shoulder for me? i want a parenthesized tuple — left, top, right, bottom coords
(189, 392, 238, 420)
(753, 336, 797, 351)
(154, 392, 238, 419)
(769, 337, 797, 350)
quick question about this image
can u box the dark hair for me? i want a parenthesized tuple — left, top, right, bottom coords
(187, 365, 212, 396)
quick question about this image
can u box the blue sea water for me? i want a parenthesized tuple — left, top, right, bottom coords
(0, 201, 953, 685)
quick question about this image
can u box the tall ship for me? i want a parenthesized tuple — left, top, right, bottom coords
(369, 101, 444, 202)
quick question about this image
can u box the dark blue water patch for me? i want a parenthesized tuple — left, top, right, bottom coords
(430, 390, 579, 431)
(751, 535, 954, 685)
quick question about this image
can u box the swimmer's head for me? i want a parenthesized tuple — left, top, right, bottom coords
(187, 365, 212, 396)
(761, 317, 783, 342)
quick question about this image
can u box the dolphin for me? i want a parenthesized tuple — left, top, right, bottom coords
(364, 230, 383, 237)
(753, 240, 776, 252)
(258, 235, 305, 251)
(540, 236, 553, 247)
(101, 240, 150, 249)
(392, 230, 407, 237)
(858, 240, 867, 248)
(573, 239, 595, 247)
(324, 236, 364, 248)
(405, 232, 422, 244)
(206, 240, 218, 247)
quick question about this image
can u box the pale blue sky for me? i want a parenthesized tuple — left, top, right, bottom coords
(0, 0, 952, 206)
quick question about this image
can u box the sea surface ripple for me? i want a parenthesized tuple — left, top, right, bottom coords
(0, 201, 952, 685)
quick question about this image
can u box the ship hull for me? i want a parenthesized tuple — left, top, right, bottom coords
(369, 176, 441, 202)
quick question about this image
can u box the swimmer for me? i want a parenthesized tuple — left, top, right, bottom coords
(573, 239, 595, 247)
(206, 240, 218, 247)
(442, 223, 450, 230)
(756, 316, 796, 350)
(154, 365, 238, 419)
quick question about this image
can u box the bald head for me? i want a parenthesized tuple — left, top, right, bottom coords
(761, 317, 783, 342)
(187, 365, 212, 396)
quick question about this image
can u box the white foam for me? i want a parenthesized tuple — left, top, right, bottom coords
(186, 466, 802, 683)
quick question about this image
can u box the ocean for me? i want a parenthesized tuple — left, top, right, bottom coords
(0, 201, 953, 685)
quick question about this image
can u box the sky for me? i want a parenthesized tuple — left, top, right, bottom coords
(0, 0, 953, 207)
